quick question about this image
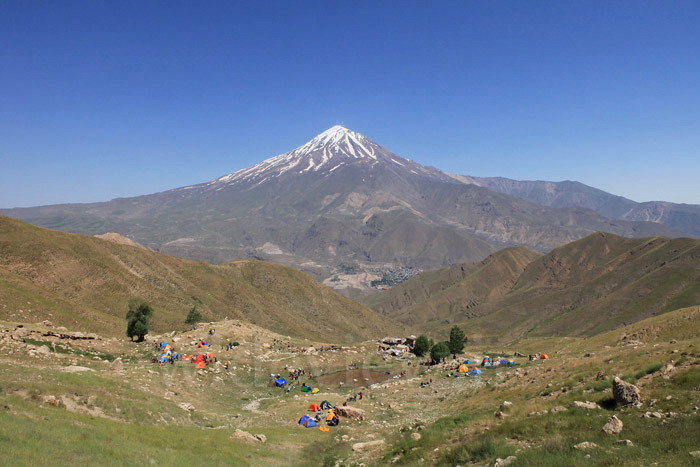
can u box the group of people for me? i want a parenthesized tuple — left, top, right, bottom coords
(419, 378, 433, 387)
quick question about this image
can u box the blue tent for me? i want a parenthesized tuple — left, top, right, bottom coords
(469, 368, 482, 375)
(159, 354, 169, 363)
(463, 360, 472, 364)
(159, 342, 167, 349)
(500, 359, 507, 365)
(275, 378, 287, 387)
(298, 415, 316, 427)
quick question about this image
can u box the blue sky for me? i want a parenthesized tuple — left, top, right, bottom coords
(1, 1, 699, 207)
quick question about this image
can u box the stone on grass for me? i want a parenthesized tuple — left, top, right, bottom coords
(571, 401, 599, 410)
(36, 345, 51, 355)
(231, 429, 266, 443)
(495, 456, 517, 466)
(411, 432, 421, 441)
(336, 406, 366, 420)
(612, 376, 642, 406)
(352, 440, 385, 451)
(573, 442, 599, 450)
(42, 395, 60, 406)
(109, 357, 123, 371)
(550, 406, 567, 414)
(689, 451, 700, 458)
(178, 402, 195, 411)
(616, 439, 634, 446)
(602, 415, 623, 435)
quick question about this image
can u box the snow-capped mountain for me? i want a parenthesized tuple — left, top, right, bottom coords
(204, 125, 449, 190)
(0, 126, 683, 296)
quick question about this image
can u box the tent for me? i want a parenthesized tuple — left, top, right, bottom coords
(312, 388, 320, 394)
(481, 357, 492, 367)
(159, 342, 167, 349)
(207, 352, 215, 360)
(298, 415, 316, 428)
(159, 355, 169, 363)
(463, 360, 472, 364)
(539, 354, 549, 360)
(320, 401, 333, 410)
(195, 362, 206, 369)
(301, 385, 312, 393)
(326, 409, 335, 421)
(508, 360, 515, 365)
(308, 403, 321, 412)
(470, 368, 482, 375)
(457, 364, 469, 373)
(196, 343, 204, 348)
(500, 359, 507, 365)
(193, 354, 205, 364)
(318, 426, 330, 432)
(275, 378, 287, 387)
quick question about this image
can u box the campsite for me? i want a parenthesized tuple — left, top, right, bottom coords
(2, 305, 699, 465)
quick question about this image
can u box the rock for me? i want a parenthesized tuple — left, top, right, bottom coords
(36, 345, 51, 355)
(62, 366, 94, 373)
(305, 346, 317, 354)
(665, 395, 673, 401)
(352, 440, 385, 452)
(612, 377, 642, 406)
(231, 429, 266, 443)
(494, 411, 507, 419)
(11, 328, 27, 341)
(411, 432, 421, 441)
(109, 357, 123, 371)
(584, 353, 594, 358)
(336, 406, 366, 421)
(690, 451, 700, 458)
(42, 320, 53, 327)
(550, 406, 567, 414)
(596, 370, 606, 381)
(644, 411, 663, 418)
(501, 400, 513, 409)
(602, 415, 623, 434)
(42, 395, 60, 406)
(660, 363, 675, 379)
(178, 402, 195, 411)
(571, 401, 599, 410)
(616, 439, 634, 446)
(495, 456, 517, 466)
(573, 442, 598, 450)
(262, 343, 271, 349)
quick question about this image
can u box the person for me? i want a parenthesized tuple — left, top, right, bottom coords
(359, 392, 363, 400)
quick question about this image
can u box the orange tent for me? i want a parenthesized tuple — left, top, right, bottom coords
(193, 353, 205, 364)
(196, 343, 204, 348)
(207, 352, 215, 360)
(318, 426, 330, 432)
(308, 403, 321, 411)
(326, 409, 335, 421)
(195, 362, 206, 369)
(457, 364, 469, 373)
(539, 354, 549, 360)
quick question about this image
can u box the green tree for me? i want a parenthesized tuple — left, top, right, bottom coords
(448, 326, 466, 358)
(185, 305, 202, 325)
(126, 299, 153, 342)
(412, 334, 430, 357)
(430, 341, 450, 364)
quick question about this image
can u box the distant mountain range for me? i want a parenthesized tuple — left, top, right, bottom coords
(365, 232, 700, 343)
(1, 126, 693, 294)
(457, 176, 700, 237)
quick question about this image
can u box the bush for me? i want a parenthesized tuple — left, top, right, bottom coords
(126, 299, 153, 342)
(413, 335, 430, 357)
(184, 306, 202, 325)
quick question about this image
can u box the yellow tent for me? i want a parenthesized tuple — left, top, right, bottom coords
(312, 388, 320, 394)
(326, 409, 335, 421)
(458, 364, 469, 373)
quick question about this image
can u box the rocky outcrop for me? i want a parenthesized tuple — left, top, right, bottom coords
(231, 429, 266, 443)
(612, 377, 642, 406)
(571, 401, 599, 410)
(178, 402, 195, 411)
(336, 406, 366, 420)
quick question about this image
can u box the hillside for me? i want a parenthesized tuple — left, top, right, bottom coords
(0, 216, 401, 342)
(367, 232, 700, 342)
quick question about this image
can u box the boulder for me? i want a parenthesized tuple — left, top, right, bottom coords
(178, 402, 195, 411)
(11, 328, 27, 341)
(596, 370, 606, 381)
(36, 345, 51, 355)
(612, 377, 642, 406)
(690, 451, 700, 458)
(602, 415, 623, 434)
(352, 440, 385, 452)
(571, 401, 599, 410)
(336, 406, 366, 421)
(42, 395, 60, 406)
(550, 406, 567, 414)
(42, 320, 53, 327)
(495, 456, 517, 467)
(573, 442, 599, 450)
(109, 357, 123, 371)
(660, 363, 675, 380)
(411, 432, 421, 441)
(231, 429, 266, 443)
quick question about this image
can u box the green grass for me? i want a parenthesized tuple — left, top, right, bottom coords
(673, 367, 700, 390)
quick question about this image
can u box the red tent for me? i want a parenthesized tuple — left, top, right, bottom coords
(193, 353, 205, 364)
(308, 403, 321, 411)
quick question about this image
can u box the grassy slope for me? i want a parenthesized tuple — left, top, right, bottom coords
(366, 232, 700, 343)
(0, 216, 402, 343)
